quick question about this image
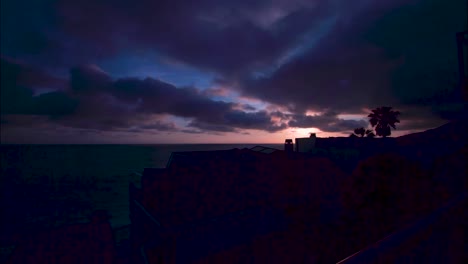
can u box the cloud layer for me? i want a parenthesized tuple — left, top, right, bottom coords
(1, 0, 466, 142)
(1, 59, 288, 135)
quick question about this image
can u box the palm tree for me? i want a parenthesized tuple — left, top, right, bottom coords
(353, 127, 366, 137)
(351, 127, 376, 138)
(365, 129, 376, 138)
(368, 107, 400, 138)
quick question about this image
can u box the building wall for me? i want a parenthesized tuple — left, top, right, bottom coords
(295, 137, 316, 153)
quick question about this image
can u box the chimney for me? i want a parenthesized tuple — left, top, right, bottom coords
(284, 139, 293, 154)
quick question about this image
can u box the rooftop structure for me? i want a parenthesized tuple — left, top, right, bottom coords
(130, 145, 348, 263)
(140, 147, 291, 226)
(295, 134, 317, 153)
(130, 120, 468, 263)
(284, 139, 294, 154)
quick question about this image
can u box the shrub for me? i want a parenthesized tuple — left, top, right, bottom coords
(341, 153, 433, 235)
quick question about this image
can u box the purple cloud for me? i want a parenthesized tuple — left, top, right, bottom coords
(1, 58, 286, 134)
(1, 0, 465, 143)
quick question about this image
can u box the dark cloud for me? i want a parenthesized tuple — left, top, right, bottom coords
(1, 59, 285, 134)
(138, 121, 177, 131)
(270, 111, 287, 119)
(288, 112, 368, 132)
(2, 0, 465, 142)
(188, 121, 237, 133)
(329, 119, 370, 132)
(187, 110, 287, 133)
(394, 105, 451, 131)
(0, 56, 67, 91)
(201, 87, 230, 97)
(0, 115, 50, 128)
(0, 58, 78, 116)
(241, 104, 257, 111)
(70, 64, 112, 94)
(110, 77, 235, 124)
(234, 0, 466, 122)
(180, 129, 204, 134)
(0, 0, 339, 74)
(223, 110, 286, 132)
(32, 91, 79, 116)
(68, 68, 286, 133)
(364, 0, 467, 120)
(3, 54, 451, 137)
(397, 118, 447, 131)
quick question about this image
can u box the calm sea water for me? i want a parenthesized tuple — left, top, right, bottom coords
(0, 144, 282, 229)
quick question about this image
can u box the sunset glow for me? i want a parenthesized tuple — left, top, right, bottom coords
(1, 0, 465, 144)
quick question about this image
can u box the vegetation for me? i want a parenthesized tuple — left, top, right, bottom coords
(350, 106, 401, 138)
(368, 106, 401, 137)
(350, 127, 375, 138)
(340, 153, 436, 249)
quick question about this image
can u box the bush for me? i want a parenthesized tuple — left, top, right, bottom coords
(341, 153, 433, 235)
(429, 144, 468, 201)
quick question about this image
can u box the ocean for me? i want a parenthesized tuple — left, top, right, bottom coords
(0, 144, 282, 230)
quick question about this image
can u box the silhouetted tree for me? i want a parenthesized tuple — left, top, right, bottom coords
(341, 153, 432, 242)
(365, 129, 376, 138)
(351, 127, 376, 138)
(353, 127, 365, 137)
(368, 107, 400, 137)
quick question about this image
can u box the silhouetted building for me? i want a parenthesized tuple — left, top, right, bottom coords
(7, 211, 116, 264)
(129, 145, 349, 263)
(295, 133, 317, 152)
(284, 139, 293, 154)
(130, 121, 468, 263)
(130, 147, 295, 263)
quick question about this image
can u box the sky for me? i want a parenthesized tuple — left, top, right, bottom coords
(1, 0, 467, 144)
